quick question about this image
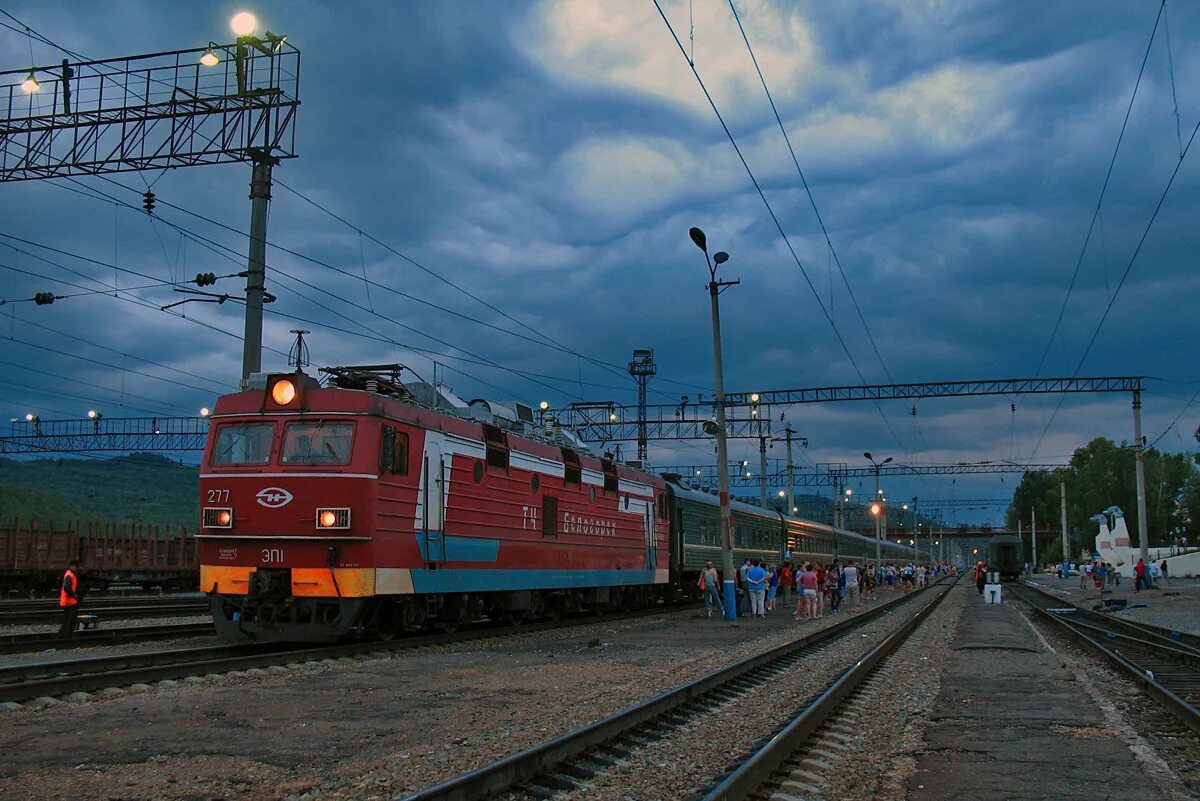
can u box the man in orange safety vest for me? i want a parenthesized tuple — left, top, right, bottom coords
(58, 559, 81, 638)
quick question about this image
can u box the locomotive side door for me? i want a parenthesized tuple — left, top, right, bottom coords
(644, 501, 656, 571)
(422, 441, 446, 567)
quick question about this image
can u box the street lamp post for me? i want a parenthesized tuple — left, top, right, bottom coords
(864, 452, 892, 565)
(691, 226, 739, 621)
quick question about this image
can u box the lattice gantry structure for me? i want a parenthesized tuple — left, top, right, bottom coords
(0, 40, 299, 180)
(1, 416, 209, 454)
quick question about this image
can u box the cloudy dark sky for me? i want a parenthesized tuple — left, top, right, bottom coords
(1, 1, 1196, 525)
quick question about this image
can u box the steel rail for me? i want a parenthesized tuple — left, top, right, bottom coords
(0, 601, 209, 626)
(1017, 579, 1200, 652)
(0, 603, 693, 704)
(0, 622, 214, 655)
(699, 577, 958, 800)
(1010, 583, 1200, 735)
(398, 577, 950, 801)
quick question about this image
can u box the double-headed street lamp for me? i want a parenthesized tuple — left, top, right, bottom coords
(864, 452, 892, 565)
(691, 226, 739, 621)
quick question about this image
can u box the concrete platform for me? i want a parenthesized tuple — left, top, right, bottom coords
(907, 590, 1171, 801)
(1026, 573, 1200, 636)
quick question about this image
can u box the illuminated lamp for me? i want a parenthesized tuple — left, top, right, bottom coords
(271, 378, 297, 405)
(231, 12, 257, 37)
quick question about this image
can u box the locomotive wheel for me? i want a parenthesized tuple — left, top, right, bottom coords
(372, 600, 400, 641)
(505, 610, 524, 627)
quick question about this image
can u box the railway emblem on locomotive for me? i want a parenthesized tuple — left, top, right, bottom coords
(256, 487, 294, 508)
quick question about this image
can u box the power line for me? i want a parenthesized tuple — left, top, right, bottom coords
(43, 179, 647, 401)
(79, 173, 711, 401)
(1033, 0, 1165, 377)
(652, 0, 918, 469)
(1032, 115, 1199, 454)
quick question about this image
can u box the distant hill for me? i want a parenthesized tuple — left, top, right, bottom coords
(0, 453, 198, 529)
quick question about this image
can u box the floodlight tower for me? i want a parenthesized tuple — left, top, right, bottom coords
(629, 349, 656, 462)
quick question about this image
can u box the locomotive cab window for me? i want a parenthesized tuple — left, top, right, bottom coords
(212, 423, 274, 465)
(561, 448, 581, 485)
(482, 423, 509, 471)
(379, 425, 410, 475)
(282, 422, 354, 465)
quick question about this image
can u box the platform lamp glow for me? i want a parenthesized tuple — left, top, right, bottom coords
(690, 225, 739, 621)
(864, 452, 892, 565)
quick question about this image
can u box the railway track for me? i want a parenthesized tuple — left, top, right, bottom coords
(0, 622, 214, 655)
(398, 576, 956, 801)
(0, 602, 692, 705)
(0, 597, 208, 626)
(1009, 581, 1200, 734)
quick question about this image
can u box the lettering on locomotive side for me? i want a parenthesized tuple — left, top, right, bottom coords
(561, 511, 617, 538)
(261, 547, 285, 564)
(218, 547, 238, 561)
(521, 505, 539, 530)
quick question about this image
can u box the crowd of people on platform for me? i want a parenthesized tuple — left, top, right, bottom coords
(1028, 558, 1171, 591)
(696, 557, 954, 620)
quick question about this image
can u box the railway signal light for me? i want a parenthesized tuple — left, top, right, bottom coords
(142, 190, 156, 214)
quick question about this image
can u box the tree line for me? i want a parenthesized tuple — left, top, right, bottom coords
(1007, 437, 1198, 563)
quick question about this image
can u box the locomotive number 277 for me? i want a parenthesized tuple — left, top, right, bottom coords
(207, 488, 230, 503)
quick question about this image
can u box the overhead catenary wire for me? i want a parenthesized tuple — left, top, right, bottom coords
(725, 0, 937, 467)
(1032, 0, 1165, 378)
(652, 0, 922, 475)
(1032, 115, 1199, 455)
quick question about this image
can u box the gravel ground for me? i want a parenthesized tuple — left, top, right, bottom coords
(1025, 575, 1200, 635)
(498, 587, 949, 801)
(761, 583, 964, 801)
(0, 590, 929, 801)
(0, 617, 215, 667)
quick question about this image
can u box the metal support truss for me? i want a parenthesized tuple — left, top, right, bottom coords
(1, 41, 299, 181)
(1, 416, 208, 454)
(564, 401, 769, 442)
(719, 376, 1143, 407)
(662, 460, 1067, 489)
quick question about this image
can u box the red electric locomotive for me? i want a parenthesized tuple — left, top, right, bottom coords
(200, 365, 670, 642)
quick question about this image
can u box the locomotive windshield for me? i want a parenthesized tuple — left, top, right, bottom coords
(282, 422, 354, 465)
(212, 423, 275, 465)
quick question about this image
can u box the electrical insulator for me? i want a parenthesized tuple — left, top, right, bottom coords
(194, 272, 217, 287)
(33, 292, 55, 305)
(142, 190, 156, 214)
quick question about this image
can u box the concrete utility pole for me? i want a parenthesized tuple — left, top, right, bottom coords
(691, 227, 739, 621)
(1060, 474, 1070, 565)
(241, 151, 277, 387)
(772, 423, 798, 519)
(1031, 506, 1037, 567)
(865, 453, 892, 565)
(758, 435, 768, 508)
(1132, 390, 1150, 564)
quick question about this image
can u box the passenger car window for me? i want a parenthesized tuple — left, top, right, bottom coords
(282, 422, 354, 465)
(212, 423, 274, 465)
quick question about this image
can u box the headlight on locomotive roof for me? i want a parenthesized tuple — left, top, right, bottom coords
(204, 507, 234, 529)
(317, 508, 350, 529)
(271, 378, 297, 405)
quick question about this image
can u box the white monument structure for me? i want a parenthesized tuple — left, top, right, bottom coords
(1090, 506, 1198, 577)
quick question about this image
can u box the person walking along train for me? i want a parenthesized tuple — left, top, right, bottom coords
(746, 559, 768, 619)
(58, 559, 82, 638)
(698, 561, 723, 618)
(843, 561, 862, 607)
